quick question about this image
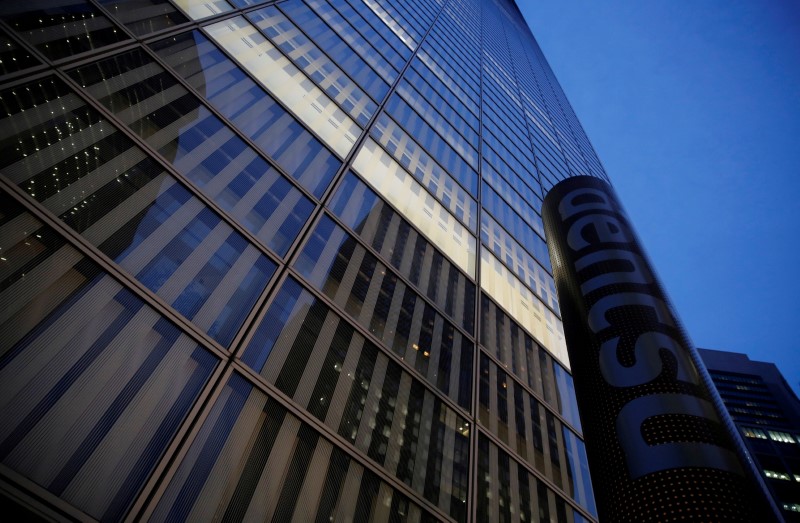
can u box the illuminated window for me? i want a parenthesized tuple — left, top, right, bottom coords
(768, 431, 795, 443)
(742, 427, 768, 439)
(764, 470, 791, 481)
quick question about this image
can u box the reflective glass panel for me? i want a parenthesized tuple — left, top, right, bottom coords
(171, 0, 232, 20)
(482, 181, 549, 270)
(338, 0, 414, 61)
(351, 144, 476, 278)
(481, 213, 558, 312)
(70, 49, 314, 255)
(281, 0, 397, 86)
(0, 1, 128, 60)
(396, 78, 478, 152)
(0, 77, 277, 346)
(150, 372, 439, 522)
(0, 27, 40, 76)
(481, 211, 551, 275)
(100, 0, 188, 35)
(0, 191, 218, 521)
(247, 6, 375, 125)
(371, 114, 478, 225)
(477, 434, 582, 523)
(242, 278, 470, 521)
(295, 217, 473, 410)
(563, 427, 597, 517)
(359, 0, 417, 50)
(554, 363, 582, 433)
(385, 94, 478, 175)
(329, 173, 476, 334)
(151, 30, 339, 198)
(481, 293, 563, 406)
(206, 16, 360, 159)
(479, 353, 545, 471)
(480, 250, 568, 368)
(280, 1, 394, 102)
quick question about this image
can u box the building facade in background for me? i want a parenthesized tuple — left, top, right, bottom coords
(700, 349, 800, 521)
(0, 0, 602, 521)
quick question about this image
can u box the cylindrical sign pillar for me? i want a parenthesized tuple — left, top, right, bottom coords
(542, 176, 779, 522)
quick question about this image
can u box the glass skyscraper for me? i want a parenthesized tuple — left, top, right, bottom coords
(0, 0, 602, 521)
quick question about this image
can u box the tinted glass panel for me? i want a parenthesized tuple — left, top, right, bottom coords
(563, 427, 597, 517)
(481, 214, 558, 313)
(351, 146, 476, 277)
(295, 216, 473, 411)
(171, 0, 232, 20)
(477, 434, 580, 523)
(0, 27, 40, 76)
(281, 0, 396, 88)
(0, 191, 218, 521)
(481, 293, 565, 405)
(242, 279, 470, 521)
(0, 1, 128, 60)
(480, 249, 568, 367)
(150, 373, 439, 522)
(281, 1, 394, 102)
(206, 16, 360, 159)
(330, 174, 476, 334)
(554, 363, 582, 433)
(100, 0, 188, 35)
(371, 113, 478, 222)
(247, 5, 375, 125)
(0, 77, 277, 346)
(150, 31, 339, 198)
(70, 48, 314, 255)
(482, 183, 549, 271)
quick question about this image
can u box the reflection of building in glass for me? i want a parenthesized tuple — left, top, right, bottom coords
(0, 0, 598, 521)
(699, 349, 800, 522)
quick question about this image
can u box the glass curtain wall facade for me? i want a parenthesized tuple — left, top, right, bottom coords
(0, 0, 603, 521)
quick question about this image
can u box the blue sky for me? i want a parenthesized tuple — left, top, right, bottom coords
(519, 1, 800, 393)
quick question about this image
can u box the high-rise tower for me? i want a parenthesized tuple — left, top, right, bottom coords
(0, 0, 629, 521)
(700, 349, 800, 521)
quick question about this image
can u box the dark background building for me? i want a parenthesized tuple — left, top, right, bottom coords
(700, 348, 800, 521)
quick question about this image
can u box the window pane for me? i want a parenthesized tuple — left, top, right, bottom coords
(0, 1, 128, 60)
(100, 0, 188, 35)
(477, 433, 580, 523)
(329, 173, 476, 334)
(563, 427, 597, 517)
(242, 279, 470, 521)
(481, 213, 558, 312)
(480, 249, 568, 369)
(0, 191, 218, 521)
(171, 0, 232, 20)
(0, 27, 40, 76)
(351, 143, 476, 278)
(247, 6, 375, 125)
(295, 217, 473, 411)
(280, 0, 397, 88)
(150, 373, 439, 522)
(206, 16, 360, 159)
(0, 77, 277, 346)
(371, 113, 478, 225)
(554, 363, 582, 433)
(481, 293, 552, 400)
(70, 48, 314, 256)
(151, 31, 338, 198)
